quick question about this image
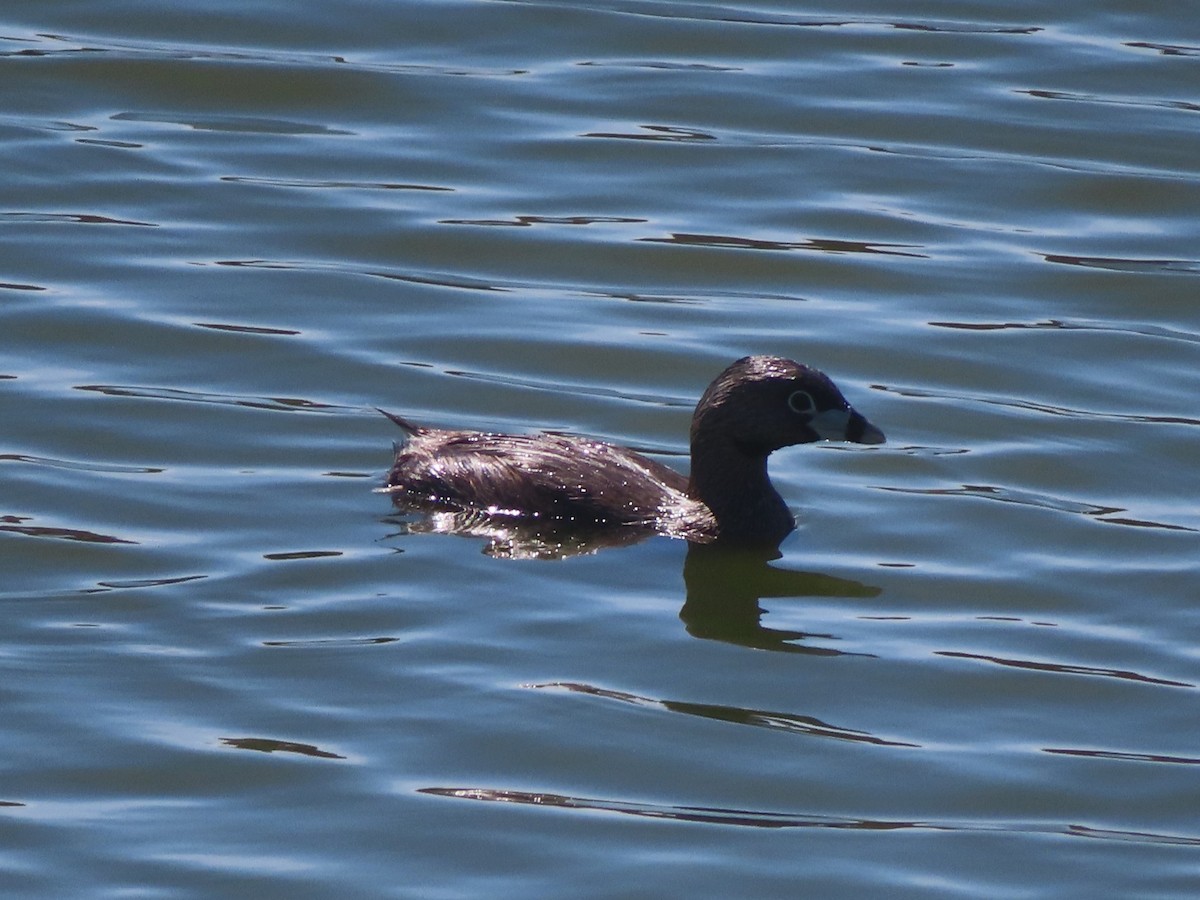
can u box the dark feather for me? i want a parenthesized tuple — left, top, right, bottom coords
(386, 429, 695, 528)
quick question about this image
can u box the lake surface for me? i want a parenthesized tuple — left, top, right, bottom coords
(1, 1, 1198, 896)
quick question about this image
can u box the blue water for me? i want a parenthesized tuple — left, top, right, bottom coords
(1, 1, 1198, 896)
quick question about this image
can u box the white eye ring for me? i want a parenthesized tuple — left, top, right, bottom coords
(788, 390, 816, 415)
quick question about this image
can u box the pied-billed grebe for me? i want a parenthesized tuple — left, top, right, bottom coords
(379, 356, 884, 546)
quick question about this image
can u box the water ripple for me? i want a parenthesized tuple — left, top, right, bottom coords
(639, 232, 927, 257)
(220, 737, 346, 760)
(192, 322, 301, 336)
(221, 175, 453, 193)
(0, 454, 164, 475)
(262, 550, 344, 561)
(0, 514, 136, 545)
(1126, 41, 1200, 57)
(111, 111, 352, 136)
(873, 383, 1200, 427)
(583, 124, 718, 142)
(94, 575, 207, 590)
(210, 259, 512, 294)
(528, 681, 919, 747)
(1040, 253, 1200, 275)
(577, 59, 741, 72)
(930, 318, 1200, 345)
(261, 636, 399, 648)
(418, 787, 1200, 845)
(2, 29, 527, 77)
(499, 1, 1040, 35)
(1043, 748, 1200, 766)
(1, 211, 155, 227)
(74, 383, 349, 414)
(434, 367, 690, 409)
(440, 214, 647, 227)
(934, 651, 1193, 688)
(1020, 88, 1200, 115)
(877, 484, 1198, 533)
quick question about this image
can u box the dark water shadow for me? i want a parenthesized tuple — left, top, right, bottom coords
(415, 786, 1200, 845)
(383, 511, 880, 654)
(0, 513, 137, 545)
(527, 681, 916, 748)
(220, 737, 346, 760)
(680, 543, 880, 655)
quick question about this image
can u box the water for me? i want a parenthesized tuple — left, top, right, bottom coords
(2, 1, 1198, 896)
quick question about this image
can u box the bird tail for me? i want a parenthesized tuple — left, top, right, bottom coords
(376, 408, 426, 436)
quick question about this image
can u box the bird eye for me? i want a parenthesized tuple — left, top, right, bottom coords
(787, 390, 816, 415)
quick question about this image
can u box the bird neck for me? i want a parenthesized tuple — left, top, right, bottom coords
(688, 436, 793, 544)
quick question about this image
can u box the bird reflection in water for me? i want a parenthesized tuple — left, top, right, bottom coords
(383, 511, 879, 655)
(680, 541, 878, 654)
